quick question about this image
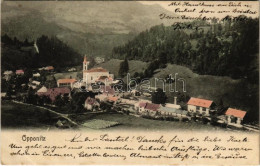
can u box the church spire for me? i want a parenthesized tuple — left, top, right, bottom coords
(83, 55, 87, 63)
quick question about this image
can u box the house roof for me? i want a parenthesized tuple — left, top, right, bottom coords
(57, 78, 77, 84)
(32, 80, 41, 85)
(225, 108, 247, 119)
(45, 66, 54, 70)
(16, 70, 24, 74)
(3, 71, 13, 75)
(139, 102, 147, 108)
(37, 87, 70, 101)
(37, 86, 48, 93)
(187, 97, 213, 108)
(108, 96, 118, 102)
(33, 73, 40, 76)
(145, 103, 160, 111)
(84, 67, 108, 73)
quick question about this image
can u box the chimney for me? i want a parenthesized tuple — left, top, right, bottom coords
(174, 97, 177, 105)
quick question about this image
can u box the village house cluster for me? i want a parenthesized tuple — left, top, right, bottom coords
(1, 56, 247, 129)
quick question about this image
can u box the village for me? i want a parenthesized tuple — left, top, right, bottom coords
(1, 56, 257, 131)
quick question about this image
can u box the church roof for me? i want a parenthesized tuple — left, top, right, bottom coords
(84, 67, 108, 73)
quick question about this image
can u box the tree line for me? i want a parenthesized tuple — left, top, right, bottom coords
(1, 34, 82, 71)
(111, 16, 259, 84)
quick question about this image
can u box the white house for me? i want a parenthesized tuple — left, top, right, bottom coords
(187, 97, 215, 116)
(225, 108, 246, 127)
(32, 80, 41, 86)
(33, 73, 41, 77)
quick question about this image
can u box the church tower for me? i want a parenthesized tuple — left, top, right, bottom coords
(83, 55, 89, 71)
(83, 55, 90, 83)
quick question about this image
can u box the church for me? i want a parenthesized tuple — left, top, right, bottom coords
(82, 56, 114, 85)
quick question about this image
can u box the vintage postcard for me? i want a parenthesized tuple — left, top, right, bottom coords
(1, 1, 259, 165)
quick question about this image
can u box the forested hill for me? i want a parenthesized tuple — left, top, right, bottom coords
(111, 16, 259, 84)
(1, 35, 82, 71)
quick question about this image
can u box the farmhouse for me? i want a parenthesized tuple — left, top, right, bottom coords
(225, 108, 246, 126)
(57, 78, 77, 88)
(137, 102, 160, 116)
(16, 70, 24, 75)
(187, 97, 215, 116)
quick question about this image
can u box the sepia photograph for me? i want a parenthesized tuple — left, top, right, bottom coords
(0, 1, 259, 165)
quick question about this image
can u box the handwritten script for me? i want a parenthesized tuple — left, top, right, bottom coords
(3, 131, 258, 165)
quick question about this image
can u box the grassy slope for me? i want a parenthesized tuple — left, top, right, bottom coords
(95, 59, 148, 77)
(1, 101, 61, 129)
(97, 59, 257, 115)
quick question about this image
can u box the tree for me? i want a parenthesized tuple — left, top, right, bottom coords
(54, 95, 64, 108)
(118, 58, 129, 77)
(152, 88, 167, 104)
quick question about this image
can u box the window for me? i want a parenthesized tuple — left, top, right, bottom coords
(196, 106, 200, 110)
(202, 108, 206, 111)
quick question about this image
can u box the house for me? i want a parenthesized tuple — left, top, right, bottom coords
(3, 71, 13, 81)
(100, 85, 116, 96)
(187, 97, 215, 116)
(37, 87, 70, 102)
(121, 98, 137, 106)
(95, 94, 108, 102)
(33, 73, 41, 77)
(16, 70, 24, 75)
(107, 96, 120, 104)
(32, 80, 41, 86)
(37, 86, 48, 93)
(45, 66, 54, 71)
(57, 79, 77, 88)
(225, 108, 246, 126)
(84, 97, 100, 111)
(68, 68, 76, 72)
(1, 93, 7, 99)
(82, 56, 113, 84)
(95, 57, 105, 64)
(3, 70, 13, 76)
(158, 107, 188, 117)
(136, 102, 160, 116)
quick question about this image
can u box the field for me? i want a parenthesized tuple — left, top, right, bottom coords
(1, 101, 66, 130)
(68, 112, 228, 132)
